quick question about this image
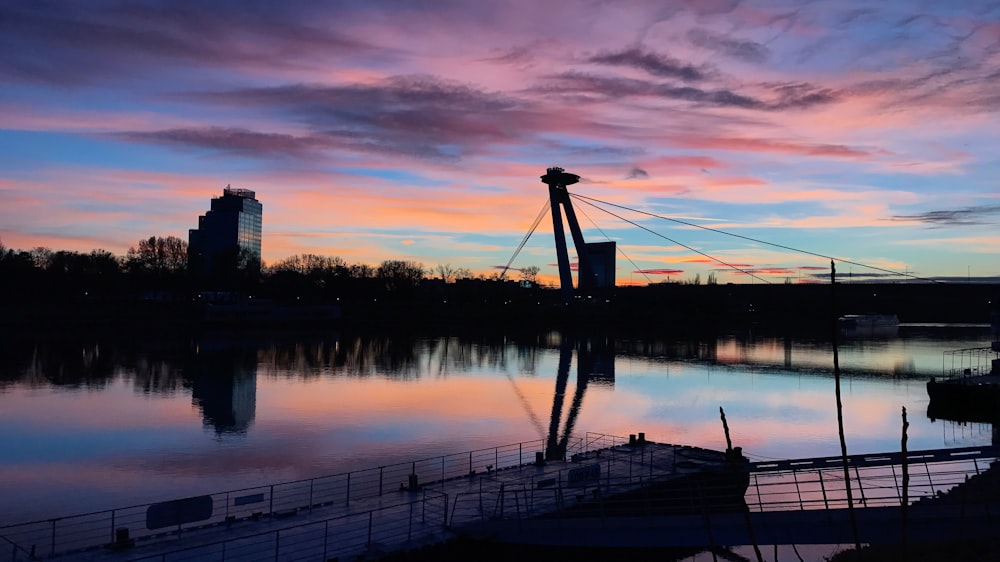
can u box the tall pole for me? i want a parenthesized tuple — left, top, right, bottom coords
(831, 260, 862, 555)
(901, 406, 910, 560)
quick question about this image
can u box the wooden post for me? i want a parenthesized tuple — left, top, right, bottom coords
(720, 406, 733, 452)
(831, 260, 862, 555)
(901, 406, 909, 561)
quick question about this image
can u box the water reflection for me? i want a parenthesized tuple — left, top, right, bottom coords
(614, 326, 984, 378)
(187, 347, 257, 435)
(0, 325, 994, 526)
(545, 338, 615, 460)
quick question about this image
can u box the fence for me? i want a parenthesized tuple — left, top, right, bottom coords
(123, 490, 449, 562)
(7, 437, 990, 560)
(942, 346, 995, 379)
(0, 433, 622, 560)
(746, 447, 999, 513)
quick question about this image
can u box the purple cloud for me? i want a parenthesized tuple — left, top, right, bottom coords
(588, 47, 707, 81)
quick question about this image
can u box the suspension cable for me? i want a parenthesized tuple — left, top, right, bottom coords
(574, 201, 654, 286)
(499, 200, 551, 280)
(571, 193, 943, 283)
(572, 196, 770, 283)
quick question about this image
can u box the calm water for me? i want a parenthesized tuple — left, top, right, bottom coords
(0, 325, 993, 526)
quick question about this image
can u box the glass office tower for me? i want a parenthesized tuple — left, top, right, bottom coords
(188, 186, 262, 280)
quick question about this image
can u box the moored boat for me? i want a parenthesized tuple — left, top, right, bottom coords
(927, 319, 1000, 419)
(838, 313, 899, 337)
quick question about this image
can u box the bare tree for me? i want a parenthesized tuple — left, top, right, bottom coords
(377, 260, 425, 292)
(126, 236, 188, 273)
(518, 265, 540, 285)
(436, 264, 457, 283)
(268, 254, 346, 276)
(30, 247, 53, 269)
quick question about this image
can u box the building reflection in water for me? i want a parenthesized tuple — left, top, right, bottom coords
(187, 344, 257, 436)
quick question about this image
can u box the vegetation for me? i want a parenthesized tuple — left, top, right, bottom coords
(1, 237, 995, 330)
(0, 238, 534, 324)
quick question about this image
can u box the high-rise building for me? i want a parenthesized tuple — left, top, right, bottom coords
(188, 186, 262, 280)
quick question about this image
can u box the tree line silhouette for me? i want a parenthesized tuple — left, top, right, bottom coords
(3, 237, 993, 330)
(0, 236, 541, 326)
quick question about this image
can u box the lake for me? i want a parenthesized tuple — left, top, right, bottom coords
(0, 324, 994, 526)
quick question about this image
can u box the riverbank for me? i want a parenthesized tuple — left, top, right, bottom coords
(2, 282, 997, 337)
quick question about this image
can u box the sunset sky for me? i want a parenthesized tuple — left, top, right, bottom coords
(1, 0, 998, 285)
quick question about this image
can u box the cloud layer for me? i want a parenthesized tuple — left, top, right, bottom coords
(1, 0, 998, 283)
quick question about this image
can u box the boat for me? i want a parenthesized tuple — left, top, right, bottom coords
(838, 313, 899, 337)
(926, 311, 1000, 418)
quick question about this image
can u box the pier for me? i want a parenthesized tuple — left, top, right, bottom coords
(0, 433, 741, 561)
(1, 436, 997, 561)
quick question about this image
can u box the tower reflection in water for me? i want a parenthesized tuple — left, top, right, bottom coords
(187, 343, 257, 436)
(545, 337, 614, 460)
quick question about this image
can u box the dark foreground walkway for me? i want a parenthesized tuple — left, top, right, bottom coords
(1, 434, 744, 562)
(3, 439, 997, 561)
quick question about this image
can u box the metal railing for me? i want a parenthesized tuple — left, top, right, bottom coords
(1, 531, 34, 562)
(127, 489, 449, 562)
(461, 436, 760, 523)
(132, 450, 1000, 560)
(942, 346, 996, 379)
(0, 434, 620, 559)
(746, 452, 1000, 513)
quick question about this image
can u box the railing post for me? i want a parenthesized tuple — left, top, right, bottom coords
(819, 469, 829, 510)
(408, 499, 414, 541)
(269, 485, 274, 516)
(441, 456, 445, 484)
(469, 452, 473, 474)
(558, 470, 564, 509)
(753, 474, 764, 513)
(110, 509, 116, 545)
(346, 473, 351, 506)
(854, 466, 866, 506)
(309, 479, 314, 511)
(792, 470, 804, 510)
(519, 443, 522, 466)
(274, 529, 280, 561)
(322, 519, 329, 560)
(50, 519, 56, 557)
(890, 464, 900, 501)
(379, 467, 384, 496)
(367, 511, 373, 547)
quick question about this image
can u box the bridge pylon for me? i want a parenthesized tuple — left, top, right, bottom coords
(541, 167, 615, 304)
